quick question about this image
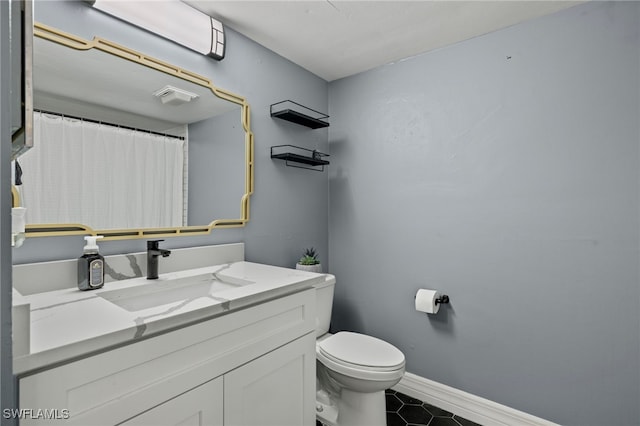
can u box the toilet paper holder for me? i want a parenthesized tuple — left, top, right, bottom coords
(435, 295, 450, 305)
(415, 290, 449, 314)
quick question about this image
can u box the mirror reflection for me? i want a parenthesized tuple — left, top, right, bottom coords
(18, 24, 251, 238)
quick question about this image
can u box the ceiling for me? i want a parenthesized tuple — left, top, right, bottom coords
(185, 1, 583, 82)
(33, 35, 238, 134)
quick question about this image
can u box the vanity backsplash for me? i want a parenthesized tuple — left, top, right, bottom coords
(13, 243, 245, 296)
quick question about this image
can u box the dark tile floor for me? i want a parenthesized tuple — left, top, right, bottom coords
(317, 389, 482, 426)
(386, 390, 481, 426)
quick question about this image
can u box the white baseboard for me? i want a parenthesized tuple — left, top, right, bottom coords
(392, 372, 559, 426)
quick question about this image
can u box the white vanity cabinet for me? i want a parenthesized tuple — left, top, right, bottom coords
(224, 333, 315, 426)
(18, 289, 316, 426)
(121, 377, 224, 426)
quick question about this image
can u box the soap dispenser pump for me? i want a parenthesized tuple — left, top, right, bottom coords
(78, 235, 105, 291)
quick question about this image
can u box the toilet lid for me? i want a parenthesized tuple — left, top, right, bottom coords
(318, 331, 405, 369)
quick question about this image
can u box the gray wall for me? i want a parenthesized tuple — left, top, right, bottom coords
(13, 0, 329, 268)
(328, 2, 639, 425)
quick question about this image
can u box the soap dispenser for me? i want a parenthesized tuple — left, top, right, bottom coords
(78, 235, 105, 291)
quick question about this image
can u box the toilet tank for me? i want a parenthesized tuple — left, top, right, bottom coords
(314, 274, 335, 337)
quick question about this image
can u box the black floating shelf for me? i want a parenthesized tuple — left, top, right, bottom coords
(270, 100, 329, 129)
(271, 145, 330, 172)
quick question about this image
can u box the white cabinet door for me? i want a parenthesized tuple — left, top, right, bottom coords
(224, 333, 316, 426)
(120, 377, 223, 426)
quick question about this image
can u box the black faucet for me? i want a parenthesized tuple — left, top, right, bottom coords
(147, 240, 171, 280)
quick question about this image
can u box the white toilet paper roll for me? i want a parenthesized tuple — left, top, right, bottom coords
(415, 289, 440, 314)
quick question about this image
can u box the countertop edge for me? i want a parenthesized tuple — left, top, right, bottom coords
(14, 262, 326, 376)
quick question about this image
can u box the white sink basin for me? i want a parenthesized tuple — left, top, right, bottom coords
(98, 272, 254, 312)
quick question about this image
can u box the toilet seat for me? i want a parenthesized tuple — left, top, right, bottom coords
(317, 332, 405, 381)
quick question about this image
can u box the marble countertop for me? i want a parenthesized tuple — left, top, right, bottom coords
(13, 261, 326, 375)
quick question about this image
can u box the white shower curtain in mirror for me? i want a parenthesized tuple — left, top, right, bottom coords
(20, 112, 184, 229)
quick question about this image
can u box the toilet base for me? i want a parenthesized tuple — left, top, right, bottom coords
(336, 388, 386, 426)
(316, 397, 338, 426)
(316, 387, 387, 426)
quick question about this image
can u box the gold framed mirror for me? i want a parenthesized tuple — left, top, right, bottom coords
(16, 22, 254, 241)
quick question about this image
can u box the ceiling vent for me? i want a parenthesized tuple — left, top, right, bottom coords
(153, 85, 199, 106)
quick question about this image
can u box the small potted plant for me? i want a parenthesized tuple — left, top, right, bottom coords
(296, 247, 322, 273)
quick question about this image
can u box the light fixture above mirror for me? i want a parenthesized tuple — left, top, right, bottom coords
(87, 0, 225, 60)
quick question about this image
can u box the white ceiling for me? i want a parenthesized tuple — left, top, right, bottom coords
(185, 1, 583, 82)
(33, 36, 239, 134)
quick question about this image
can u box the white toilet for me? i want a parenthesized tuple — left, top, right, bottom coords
(314, 275, 405, 426)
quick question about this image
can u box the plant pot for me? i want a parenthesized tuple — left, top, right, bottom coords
(296, 263, 322, 273)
